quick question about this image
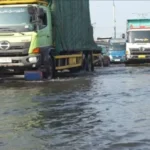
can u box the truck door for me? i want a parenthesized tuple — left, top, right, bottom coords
(37, 7, 52, 50)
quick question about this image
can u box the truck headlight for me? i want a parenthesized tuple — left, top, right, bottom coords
(28, 57, 38, 63)
(126, 50, 130, 55)
(109, 55, 113, 60)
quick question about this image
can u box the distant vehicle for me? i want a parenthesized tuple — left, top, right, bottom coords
(96, 43, 110, 67)
(108, 38, 126, 63)
(126, 19, 150, 64)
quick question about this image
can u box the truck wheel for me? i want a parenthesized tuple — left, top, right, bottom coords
(82, 53, 94, 72)
(43, 56, 55, 79)
(103, 57, 110, 67)
(107, 59, 110, 66)
(82, 53, 87, 71)
(125, 60, 131, 65)
(86, 53, 94, 72)
(98, 54, 103, 67)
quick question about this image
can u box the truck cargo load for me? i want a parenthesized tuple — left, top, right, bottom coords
(50, 0, 98, 53)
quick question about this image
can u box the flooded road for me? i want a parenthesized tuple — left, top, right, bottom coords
(1, 65, 150, 150)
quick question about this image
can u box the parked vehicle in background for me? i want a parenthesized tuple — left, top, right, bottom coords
(95, 40, 110, 67)
(108, 38, 126, 63)
(126, 19, 150, 64)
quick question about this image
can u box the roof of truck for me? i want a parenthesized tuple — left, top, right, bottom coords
(127, 18, 150, 21)
(0, 0, 48, 5)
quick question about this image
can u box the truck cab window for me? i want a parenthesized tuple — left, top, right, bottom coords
(39, 11, 47, 29)
(127, 32, 129, 42)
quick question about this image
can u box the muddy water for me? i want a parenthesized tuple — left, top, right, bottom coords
(0, 65, 150, 150)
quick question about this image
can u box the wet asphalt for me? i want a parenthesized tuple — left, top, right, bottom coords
(0, 64, 150, 150)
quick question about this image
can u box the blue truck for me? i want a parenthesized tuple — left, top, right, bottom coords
(108, 38, 126, 63)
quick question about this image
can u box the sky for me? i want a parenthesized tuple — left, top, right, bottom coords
(90, 0, 150, 40)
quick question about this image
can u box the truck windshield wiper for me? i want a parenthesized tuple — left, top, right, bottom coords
(0, 27, 25, 35)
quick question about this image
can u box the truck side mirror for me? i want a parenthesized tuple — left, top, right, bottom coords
(122, 33, 125, 39)
(28, 6, 36, 15)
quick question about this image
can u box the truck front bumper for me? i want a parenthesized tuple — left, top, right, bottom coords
(110, 56, 126, 63)
(126, 54, 150, 63)
(0, 54, 41, 69)
(110, 58, 125, 63)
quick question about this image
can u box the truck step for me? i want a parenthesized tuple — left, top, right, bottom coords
(24, 71, 43, 81)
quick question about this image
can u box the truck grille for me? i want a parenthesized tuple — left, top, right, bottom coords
(130, 48, 150, 55)
(0, 42, 30, 56)
(0, 49, 28, 56)
(0, 42, 30, 50)
(113, 56, 122, 59)
(10, 46, 24, 50)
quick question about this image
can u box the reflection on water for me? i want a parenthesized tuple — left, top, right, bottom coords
(0, 66, 150, 150)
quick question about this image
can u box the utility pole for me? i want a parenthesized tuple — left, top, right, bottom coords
(113, 0, 116, 38)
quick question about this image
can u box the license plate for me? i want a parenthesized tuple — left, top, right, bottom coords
(138, 55, 146, 59)
(114, 59, 120, 62)
(0, 58, 12, 63)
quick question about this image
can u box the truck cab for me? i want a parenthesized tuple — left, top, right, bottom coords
(108, 38, 126, 63)
(0, 0, 53, 77)
(126, 19, 150, 63)
(95, 41, 110, 67)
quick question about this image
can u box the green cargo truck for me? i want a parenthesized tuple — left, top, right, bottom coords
(0, 0, 100, 79)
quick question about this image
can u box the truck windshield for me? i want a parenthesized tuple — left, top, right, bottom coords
(0, 7, 32, 31)
(97, 44, 108, 53)
(110, 43, 126, 51)
(128, 31, 150, 43)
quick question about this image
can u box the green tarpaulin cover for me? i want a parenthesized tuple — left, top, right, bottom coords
(48, 0, 100, 53)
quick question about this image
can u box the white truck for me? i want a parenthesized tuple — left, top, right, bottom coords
(126, 19, 150, 64)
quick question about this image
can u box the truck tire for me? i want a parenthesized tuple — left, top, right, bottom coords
(125, 60, 131, 65)
(82, 53, 87, 71)
(86, 53, 94, 72)
(82, 53, 94, 72)
(43, 55, 55, 79)
(98, 54, 103, 67)
(103, 57, 110, 67)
